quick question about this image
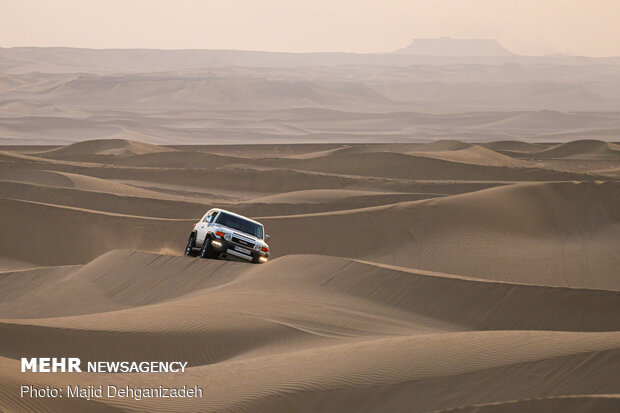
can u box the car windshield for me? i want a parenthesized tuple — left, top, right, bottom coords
(216, 212, 263, 239)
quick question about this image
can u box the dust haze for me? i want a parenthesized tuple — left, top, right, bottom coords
(2, 43, 620, 145)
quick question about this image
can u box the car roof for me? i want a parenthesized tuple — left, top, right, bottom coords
(210, 208, 264, 227)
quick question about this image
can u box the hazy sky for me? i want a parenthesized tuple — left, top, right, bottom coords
(2, 0, 619, 56)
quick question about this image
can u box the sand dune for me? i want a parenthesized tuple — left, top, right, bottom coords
(0, 197, 189, 266)
(479, 140, 549, 153)
(3, 56, 620, 146)
(0, 168, 75, 188)
(250, 151, 596, 181)
(405, 144, 524, 167)
(245, 189, 434, 205)
(0, 181, 209, 218)
(1, 139, 618, 412)
(1, 250, 619, 411)
(531, 139, 620, 160)
(263, 181, 620, 290)
(0, 168, 186, 200)
(406, 140, 474, 152)
(40, 138, 175, 158)
(439, 395, 620, 413)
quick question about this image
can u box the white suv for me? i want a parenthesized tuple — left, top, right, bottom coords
(185, 209, 270, 264)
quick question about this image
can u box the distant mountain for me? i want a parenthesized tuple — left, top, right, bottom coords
(2, 46, 620, 75)
(396, 37, 514, 56)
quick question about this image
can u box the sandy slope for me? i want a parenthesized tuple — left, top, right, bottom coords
(531, 139, 620, 160)
(39, 139, 176, 158)
(1, 139, 619, 412)
(262, 181, 620, 290)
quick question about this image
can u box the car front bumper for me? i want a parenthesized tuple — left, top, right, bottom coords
(211, 239, 269, 261)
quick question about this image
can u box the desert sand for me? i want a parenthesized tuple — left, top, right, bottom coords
(0, 138, 619, 412)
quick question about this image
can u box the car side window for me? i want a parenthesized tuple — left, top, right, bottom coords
(205, 211, 217, 223)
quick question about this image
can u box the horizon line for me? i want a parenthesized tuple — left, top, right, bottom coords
(3, 45, 620, 58)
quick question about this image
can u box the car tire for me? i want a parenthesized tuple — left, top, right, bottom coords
(252, 255, 262, 264)
(185, 233, 196, 256)
(200, 238, 217, 259)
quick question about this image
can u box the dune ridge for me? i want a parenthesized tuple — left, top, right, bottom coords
(39, 139, 175, 158)
(531, 139, 620, 160)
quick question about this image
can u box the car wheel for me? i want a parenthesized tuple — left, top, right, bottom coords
(252, 255, 262, 264)
(185, 233, 196, 256)
(200, 238, 217, 259)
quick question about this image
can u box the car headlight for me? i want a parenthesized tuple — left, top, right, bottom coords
(253, 243, 261, 251)
(224, 233, 232, 241)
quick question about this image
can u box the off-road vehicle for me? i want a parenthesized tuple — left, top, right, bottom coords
(184, 209, 270, 263)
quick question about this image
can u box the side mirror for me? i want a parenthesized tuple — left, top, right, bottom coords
(206, 215, 213, 223)
(265, 234, 270, 241)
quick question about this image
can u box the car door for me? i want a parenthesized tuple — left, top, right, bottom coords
(196, 210, 217, 246)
